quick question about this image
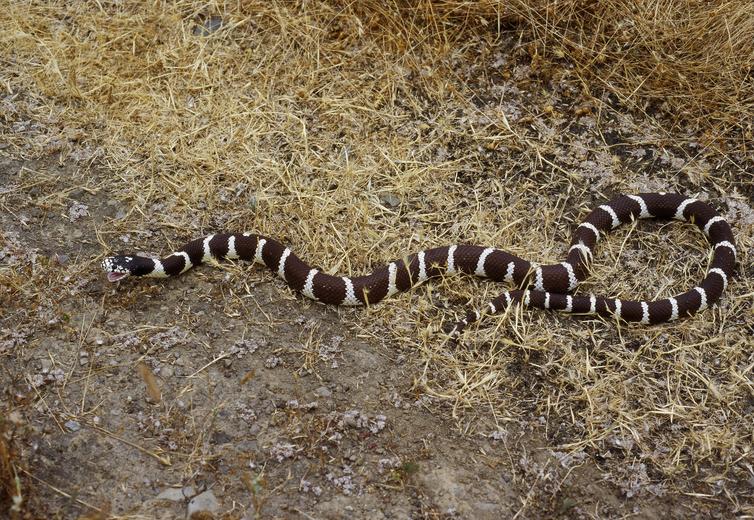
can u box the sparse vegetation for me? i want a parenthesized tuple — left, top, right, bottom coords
(1, 0, 752, 517)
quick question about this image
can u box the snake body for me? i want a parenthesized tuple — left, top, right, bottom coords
(102, 193, 736, 334)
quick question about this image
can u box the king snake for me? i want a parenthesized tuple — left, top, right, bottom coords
(102, 193, 736, 335)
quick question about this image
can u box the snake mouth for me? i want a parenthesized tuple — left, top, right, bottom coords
(107, 272, 129, 282)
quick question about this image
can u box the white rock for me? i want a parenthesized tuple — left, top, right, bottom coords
(187, 489, 220, 518)
(156, 485, 194, 502)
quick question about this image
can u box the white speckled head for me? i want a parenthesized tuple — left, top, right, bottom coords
(102, 256, 133, 282)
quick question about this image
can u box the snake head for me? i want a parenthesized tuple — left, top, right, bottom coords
(102, 255, 153, 282)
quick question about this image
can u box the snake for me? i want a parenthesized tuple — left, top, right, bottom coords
(102, 193, 736, 335)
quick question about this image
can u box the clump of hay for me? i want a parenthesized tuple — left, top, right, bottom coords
(364, 0, 754, 145)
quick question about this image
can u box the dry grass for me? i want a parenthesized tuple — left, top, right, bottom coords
(1, 0, 753, 515)
(421, 0, 754, 147)
(0, 416, 22, 512)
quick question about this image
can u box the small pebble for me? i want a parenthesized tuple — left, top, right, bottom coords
(379, 192, 401, 208)
(187, 489, 220, 517)
(68, 203, 89, 222)
(156, 485, 194, 502)
(264, 356, 281, 369)
(314, 386, 331, 398)
(193, 15, 223, 36)
(64, 420, 80, 432)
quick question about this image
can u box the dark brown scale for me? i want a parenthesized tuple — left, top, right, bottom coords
(550, 293, 568, 312)
(569, 295, 591, 314)
(641, 193, 684, 218)
(648, 300, 673, 324)
(594, 297, 611, 316)
(585, 207, 615, 233)
(394, 259, 413, 291)
(283, 253, 311, 292)
(565, 249, 591, 280)
(608, 196, 640, 222)
(570, 227, 599, 249)
(675, 290, 700, 318)
(528, 290, 546, 308)
(162, 254, 185, 276)
(482, 251, 516, 282)
(235, 234, 258, 261)
(687, 200, 716, 227)
(352, 267, 390, 305)
(423, 247, 450, 278)
(260, 239, 286, 272)
(620, 301, 643, 321)
(407, 254, 423, 285)
(540, 264, 571, 293)
(312, 273, 346, 305)
(708, 222, 732, 244)
(711, 249, 735, 274)
(453, 245, 488, 274)
(184, 237, 206, 266)
(701, 273, 725, 302)
(208, 234, 231, 259)
(600, 298, 617, 315)
(623, 195, 645, 218)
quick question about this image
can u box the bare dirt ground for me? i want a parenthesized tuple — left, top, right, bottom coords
(1, 2, 753, 519)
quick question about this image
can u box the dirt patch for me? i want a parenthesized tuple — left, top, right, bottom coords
(1, 2, 753, 518)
